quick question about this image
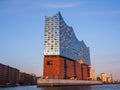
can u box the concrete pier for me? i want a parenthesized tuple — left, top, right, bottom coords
(37, 79, 102, 87)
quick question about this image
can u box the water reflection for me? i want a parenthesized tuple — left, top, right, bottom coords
(41, 86, 92, 90)
(1, 84, 120, 90)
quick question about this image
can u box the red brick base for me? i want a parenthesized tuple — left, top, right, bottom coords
(43, 55, 89, 80)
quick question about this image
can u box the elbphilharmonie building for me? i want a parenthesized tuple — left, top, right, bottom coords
(43, 12, 91, 80)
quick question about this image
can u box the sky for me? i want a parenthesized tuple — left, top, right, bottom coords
(0, 0, 120, 80)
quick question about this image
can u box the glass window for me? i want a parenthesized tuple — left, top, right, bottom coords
(47, 61, 53, 65)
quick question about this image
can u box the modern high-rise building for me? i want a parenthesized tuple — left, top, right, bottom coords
(43, 12, 91, 80)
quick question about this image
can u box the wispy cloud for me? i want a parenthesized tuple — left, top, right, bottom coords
(41, 2, 87, 9)
(0, 0, 88, 14)
(111, 11, 120, 15)
(72, 11, 120, 16)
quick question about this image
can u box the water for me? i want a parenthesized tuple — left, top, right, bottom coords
(0, 84, 120, 90)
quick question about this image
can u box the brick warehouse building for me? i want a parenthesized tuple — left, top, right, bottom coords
(43, 12, 91, 80)
(0, 63, 19, 86)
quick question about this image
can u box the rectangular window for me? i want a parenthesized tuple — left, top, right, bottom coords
(47, 61, 53, 65)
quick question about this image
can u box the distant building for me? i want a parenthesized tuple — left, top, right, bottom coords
(89, 68, 95, 80)
(43, 12, 91, 80)
(0, 63, 37, 87)
(101, 73, 107, 83)
(107, 77, 118, 83)
(112, 78, 118, 83)
(0, 63, 19, 86)
(107, 77, 112, 83)
(19, 72, 36, 85)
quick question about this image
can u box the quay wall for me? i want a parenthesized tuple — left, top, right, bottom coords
(37, 79, 102, 87)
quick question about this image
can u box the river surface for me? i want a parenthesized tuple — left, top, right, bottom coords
(0, 84, 120, 90)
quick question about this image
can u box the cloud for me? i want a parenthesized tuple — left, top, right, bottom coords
(40, 1, 87, 9)
(0, 0, 88, 14)
(71, 11, 120, 16)
(111, 11, 120, 15)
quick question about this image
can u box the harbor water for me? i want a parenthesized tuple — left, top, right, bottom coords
(0, 84, 120, 90)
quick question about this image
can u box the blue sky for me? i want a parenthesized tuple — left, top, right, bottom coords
(0, 0, 120, 80)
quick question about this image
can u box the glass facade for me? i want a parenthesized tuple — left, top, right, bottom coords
(44, 12, 91, 65)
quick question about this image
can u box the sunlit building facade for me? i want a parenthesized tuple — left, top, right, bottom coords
(43, 12, 91, 80)
(101, 73, 107, 83)
(89, 68, 95, 80)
